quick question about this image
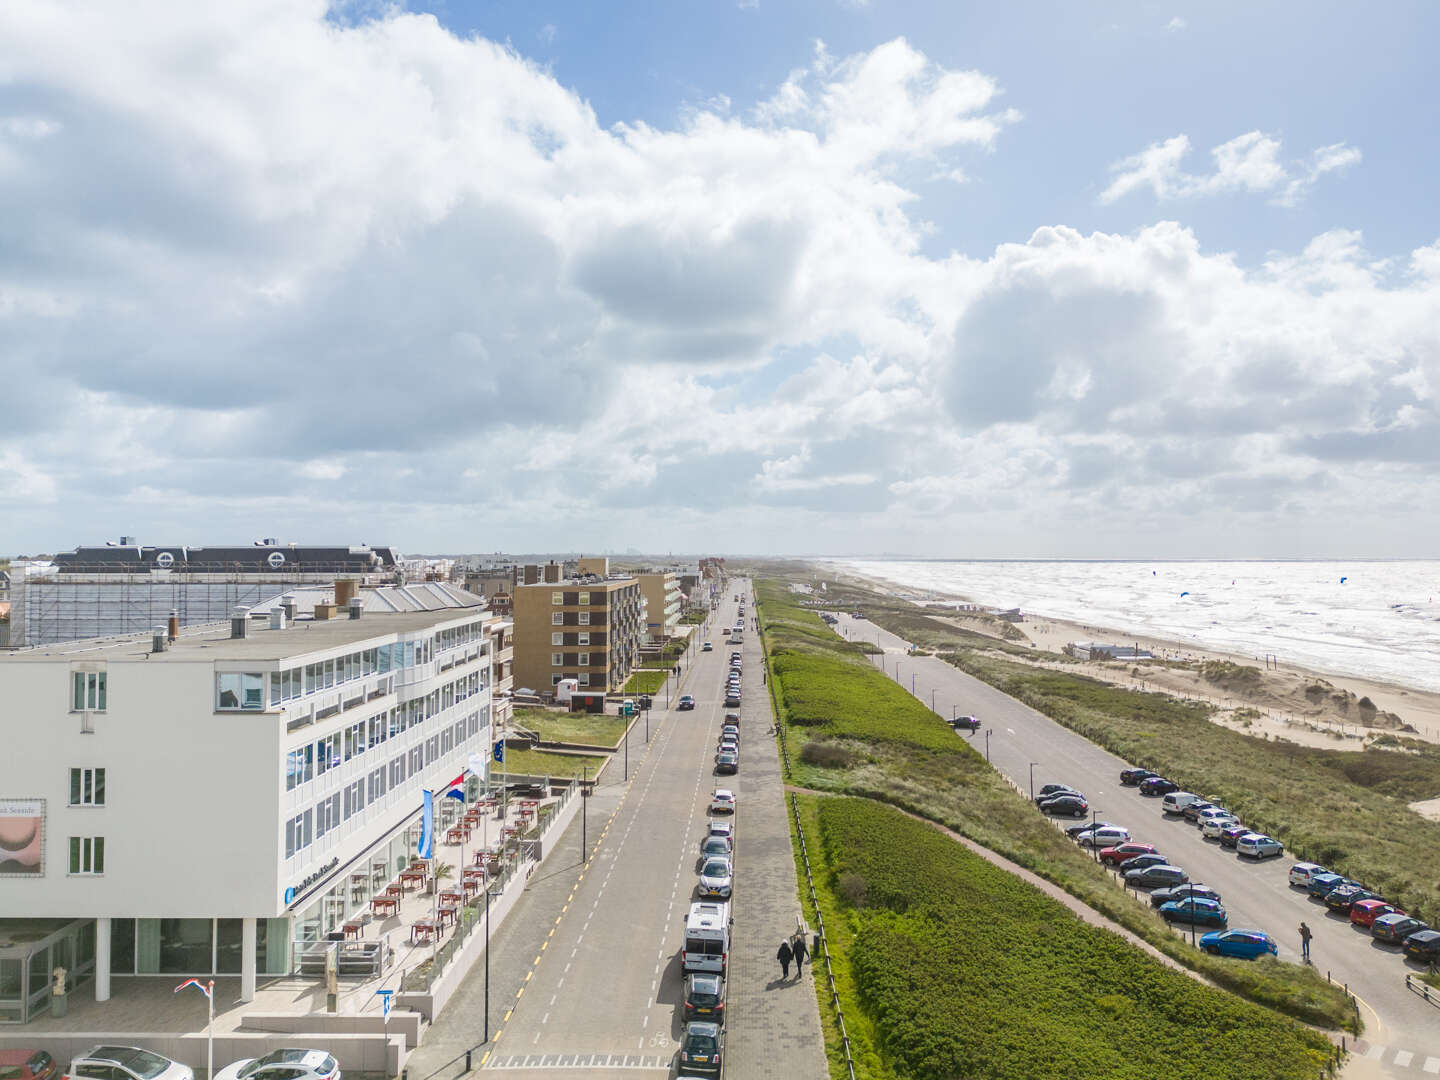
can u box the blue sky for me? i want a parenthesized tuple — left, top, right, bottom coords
(2, 1, 1438, 558)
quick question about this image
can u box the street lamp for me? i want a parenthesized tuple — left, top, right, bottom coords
(1029, 762, 1037, 803)
(581, 764, 588, 863)
(1090, 807, 1099, 861)
(985, 729, 991, 762)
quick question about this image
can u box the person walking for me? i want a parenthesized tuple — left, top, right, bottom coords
(776, 938, 793, 980)
(792, 932, 809, 977)
(1299, 921, 1312, 962)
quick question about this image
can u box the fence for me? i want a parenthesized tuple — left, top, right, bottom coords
(790, 792, 857, 1080)
(1406, 971, 1440, 1009)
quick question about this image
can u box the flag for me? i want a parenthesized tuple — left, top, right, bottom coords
(442, 772, 466, 802)
(493, 739, 505, 764)
(418, 789, 435, 859)
(174, 978, 212, 999)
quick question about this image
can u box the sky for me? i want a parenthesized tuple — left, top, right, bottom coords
(2, 0, 1438, 559)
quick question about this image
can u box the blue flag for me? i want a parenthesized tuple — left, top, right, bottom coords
(418, 789, 435, 859)
(493, 739, 505, 764)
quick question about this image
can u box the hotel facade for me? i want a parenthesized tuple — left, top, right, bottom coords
(0, 590, 500, 1023)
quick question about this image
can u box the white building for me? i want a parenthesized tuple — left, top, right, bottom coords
(0, 590, 501, 1023)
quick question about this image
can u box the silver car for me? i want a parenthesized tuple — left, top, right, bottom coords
(698, 857, 733, 899)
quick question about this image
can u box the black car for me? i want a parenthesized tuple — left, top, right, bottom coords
(1139, 776, 1180, 796)
(1325, 885, 1382, 913)
(679, 1021, 725, 1076)
(952, 715, 982, 731)
(1403, 930, 1440, 962)
(724, 694, 741, 707)
(716, 752, 739, 774)
(1038, 795, 1089, 818)
(1150, 883, 1222, 908)
(1217, 824, 1248, 849)
(1181, 801, 1217, 823)
(684, 973, 727, 1023)
(1120, 768, 1159, 785)
(1035, 784, 1082, 805)
(1119, 852, 1171, 874)
(1066, 819, 1118, 839)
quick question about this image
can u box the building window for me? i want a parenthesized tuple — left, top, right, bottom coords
(577, 652, 590, 666)
(552, 591, 563, 605)
(578, 632, 590, 645)
(69, 767, 106, 806)
(551, 653, 563, 666)
(315, 793, 341, 838)
(578, 591, 590, 605)
(285, 745, 314, 790)
(216, 672, 265, 710)
(552, 632, 563, 646)
(578, 612, 590, 625)
(577, 673, 590, 686)
(285, 810, 312, 858)
(68, 836, 105, 875)
(552, 612, 563, 625)
(71, 671, 107, 712)
(552, 674, 563, 686)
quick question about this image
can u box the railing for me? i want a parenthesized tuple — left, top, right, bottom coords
(1407, 971, 1440, 1009)
(791, 792, 857, 1080)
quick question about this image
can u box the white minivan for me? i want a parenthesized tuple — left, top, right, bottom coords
(682, 901, 731, 974)
(1162, 791, 1200, 815)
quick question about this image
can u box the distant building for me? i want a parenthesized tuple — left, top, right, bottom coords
(1067, 642, 1154, 661)
(635, 571, 683, 642)
(510, 558, 645, 694)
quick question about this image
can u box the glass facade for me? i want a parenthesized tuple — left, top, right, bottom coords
(0, 919, 96, 1024)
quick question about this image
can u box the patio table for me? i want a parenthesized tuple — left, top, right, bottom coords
(370, 896, 399, 917)
(410, 919, 438, 944)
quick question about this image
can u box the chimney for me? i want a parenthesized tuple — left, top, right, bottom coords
(152, 626, 168, 653)
(167, 610, 179, 643)
(544, 561, 561, 584)
(348, 596, 363, 620)
(281, 597, 297, 622)
(335, 578, 357, 609)
(270, 608, 288, 631)
(231, 606, 250, 639)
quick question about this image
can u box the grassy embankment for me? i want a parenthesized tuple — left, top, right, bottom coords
(512, 706, 626, 748)
(754, 577, 1356, 1045)
(497, 745, 598, 779)
(944, 650, 1440, 922)
(794, 794, 1333, 1080)
(622, 669, 668, 695)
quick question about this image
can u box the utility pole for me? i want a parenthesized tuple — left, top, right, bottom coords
(1029, 761, 1037, 803)
(581, 764, 588, 863)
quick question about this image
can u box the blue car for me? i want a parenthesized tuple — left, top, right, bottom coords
(1160, 898, 1228, 927)
(1306, 873, 1352, 898)
(1199, 929, 1277, 959)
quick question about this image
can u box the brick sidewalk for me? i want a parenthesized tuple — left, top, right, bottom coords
(726, 585, 829, 1080)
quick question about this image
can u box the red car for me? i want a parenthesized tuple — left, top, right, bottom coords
(0, 1051, 58, 1080)
(1350, 899, 1400, 928)
(1099, 843, 1159, 866)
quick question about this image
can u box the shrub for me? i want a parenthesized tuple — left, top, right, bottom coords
(802, 742, 857, 769)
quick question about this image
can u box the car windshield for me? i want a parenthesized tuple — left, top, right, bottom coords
(108, 1051, 171, 1080)
(703, 859, 730, 876)
(685, 1034, 719, 1052)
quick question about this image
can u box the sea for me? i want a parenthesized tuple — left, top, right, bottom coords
(837, 560, 1440, 694)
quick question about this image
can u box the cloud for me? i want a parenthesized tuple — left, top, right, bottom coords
(1100, 131, 1361, 206)
(1165, 16, 1186, 31)
(537, 23, 556, 45)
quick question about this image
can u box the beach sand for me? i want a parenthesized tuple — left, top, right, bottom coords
(832, 568, 1440, 754)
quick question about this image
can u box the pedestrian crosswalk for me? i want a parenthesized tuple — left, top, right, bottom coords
(485, 1052, 669, 1071)
(1355, 1041, 1440, 1073)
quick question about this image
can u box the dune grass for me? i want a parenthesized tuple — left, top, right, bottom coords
(513, 706, 626, 747)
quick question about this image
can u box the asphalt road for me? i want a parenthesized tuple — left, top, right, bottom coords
(833, 612, 1440, 1077)
(481, 585, 822, 1078)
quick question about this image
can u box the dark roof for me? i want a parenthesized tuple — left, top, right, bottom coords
(55, 544, 399, 574)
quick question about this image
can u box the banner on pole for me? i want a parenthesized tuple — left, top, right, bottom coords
(493, 739, 505, 764)
(418, 790, 435, 859)
(375, 989, 394, 1018)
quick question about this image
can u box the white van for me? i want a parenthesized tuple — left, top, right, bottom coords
(683, 901, 731, 974)
(1162, 791, 1200, 815)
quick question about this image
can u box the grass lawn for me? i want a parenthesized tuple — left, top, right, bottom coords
(498, 746, 601, 779)
(624, 669, 668, 695)
(513, 707, 627, 748)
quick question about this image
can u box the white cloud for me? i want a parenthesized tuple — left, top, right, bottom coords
(1165, 16, 1186, 31)
(1100, 130, 1361, 206)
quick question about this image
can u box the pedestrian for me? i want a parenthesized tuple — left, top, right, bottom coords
(776, 938, 793, 980)
(1299, 921, 1312, 961)
(792, 932, 809, 977)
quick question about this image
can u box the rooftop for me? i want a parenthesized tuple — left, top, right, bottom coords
(0, 607, 488, 664)
(514, 574, 637, 589)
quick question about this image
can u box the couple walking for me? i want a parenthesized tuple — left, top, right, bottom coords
(777, 931, 809, 980)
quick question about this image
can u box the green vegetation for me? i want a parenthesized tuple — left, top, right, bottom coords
(1200, 659, 1264, 688)
(681, 609, 708, 625)
(512, 707, 626, 748)
(755, 573, 1356, 1037)
(622, 669, 668, 694)
(948, 650, 1440, 923)
(497, 746, 600, 779)
(815, 796, 1332, 1080)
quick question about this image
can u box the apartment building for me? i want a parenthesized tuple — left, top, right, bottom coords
(634, 572, 683, 642)
(0, 592, 498, 1022)
(511, 559, 644, 694)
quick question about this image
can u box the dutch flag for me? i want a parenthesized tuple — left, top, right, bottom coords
(442, 773, 467, 803)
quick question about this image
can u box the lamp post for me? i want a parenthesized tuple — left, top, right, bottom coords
(483, 884, 492, 1042)
(931, 688, 936, 712)
(1029, 762, 1037, 803)
(985, 729, 991, 762)
(581, 764, 588, 863)
(1090, 807, 1100, 862)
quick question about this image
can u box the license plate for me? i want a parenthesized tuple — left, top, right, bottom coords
(696, 1007, 711, 1013)
(694, 1056, 708, 1063)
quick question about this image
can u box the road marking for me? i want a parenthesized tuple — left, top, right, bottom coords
(1367, 1043, 1387, 1060)
(504, 1009, 512, 1021)
(1394, 1051, 1413, 1067)
(542, 1011, 550, 1025)
(1007, 727, 1015, 734)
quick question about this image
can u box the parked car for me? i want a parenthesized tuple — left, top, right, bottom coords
(1236, 833, 1284, 859)
(1181, 800, 1218, 823)
(678, 1021, 724, 1077)
(1200, 816, 1240, 840)
(1162, 792, 1200, 815)
(701, 835, 732, 858)
(1371, 914, 1430, 944)
(1120, 768, 1160, 785)
(715, 751, 739, 774)
(1118, 853, 1172, 874)
(953, 715, 982, 731)
(1306, 873, 1355, 899)
(1076, 826, 1131, 849)
(1288, 862, 1330, 888)
(723, 693, 741, 708)
(1150, 883, 1222, 908)
(1038, 795, 1089, 817)
(684, 973, 727, 1023)
(70, 1049, 193, 1080)
(0, 1051, 57, 1080)
(720, 724, 740, 742)
(1067, 820, 1119, 839)
(1099, 843, 1160, 866)
(702, 642, 713, 652)
(710, 789, 735, 814)
(707, 821, 734, 842)
(698, 857, 733, 899)
(1199, 929, 1277, 959)
(1325, 885, 1383, 914)
(1125, 864, 1189, 889)
(1035, 784, 1082, 803)
(723, 712, 740, 724)
(1349, 899, 1400, 928)
(1160, 898, 1228, 927)
(678, 695, 696, 711)
(1218, 824, 1248, 849)
(1403, 929, 1440, 962)
(1139, 776, 1180, 796)
(215, 1051, 340, 1080)
(1194, 807, 1234, 828)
